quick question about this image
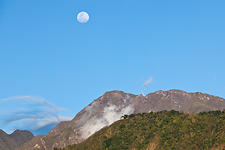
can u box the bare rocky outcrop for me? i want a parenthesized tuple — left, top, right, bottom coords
(18, 89, 225, 150)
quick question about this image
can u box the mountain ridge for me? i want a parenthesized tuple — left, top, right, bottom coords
(0, 129, 34, 150)
(18, 89, 225, 150)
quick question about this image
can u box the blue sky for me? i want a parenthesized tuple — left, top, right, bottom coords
(0, 0, 225, 134)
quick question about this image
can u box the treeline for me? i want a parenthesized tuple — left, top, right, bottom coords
(58, 110, 225, 150)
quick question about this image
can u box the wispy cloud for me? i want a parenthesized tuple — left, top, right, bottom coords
(0, 96, 72, 135)
(143, 77, 153, 87)
(0, 96, 65, 111)
(141, 77, 153, 95)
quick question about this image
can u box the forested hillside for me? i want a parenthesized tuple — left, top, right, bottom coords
(60, 110, 225, 150)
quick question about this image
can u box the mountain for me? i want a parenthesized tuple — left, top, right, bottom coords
(60, 110, 225, 150)
(18, 89, 225, 150)
(0, 129, 34, 150)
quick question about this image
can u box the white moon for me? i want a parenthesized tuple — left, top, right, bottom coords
(77, 11, 89, 23)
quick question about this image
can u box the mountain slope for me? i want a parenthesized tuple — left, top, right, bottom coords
(61, 110, 225, 150)
(18, 90, 225, 150)
(0, 129, 33, 150)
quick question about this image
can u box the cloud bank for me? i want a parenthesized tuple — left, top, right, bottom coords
(0, 96, 72, 135)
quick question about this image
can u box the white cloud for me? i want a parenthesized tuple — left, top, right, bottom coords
(0, 96, 72, 135)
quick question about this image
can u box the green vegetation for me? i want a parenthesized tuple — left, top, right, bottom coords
(60, 110, 225, 150)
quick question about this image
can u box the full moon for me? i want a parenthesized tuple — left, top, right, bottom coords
(77, 11, 89, 23)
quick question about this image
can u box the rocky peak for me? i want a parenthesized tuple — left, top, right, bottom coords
(9, 129, 33, 139)
(103, 90, 126, 96)
(10, 130, 31, 135)
(168, 89, 187, 93)
(0, 129, 33, 150)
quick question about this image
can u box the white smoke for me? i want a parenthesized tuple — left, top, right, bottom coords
(80, 104, 134, 139)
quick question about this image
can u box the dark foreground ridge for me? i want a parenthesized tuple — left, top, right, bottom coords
(18, 89, 225, 150)
(0, 129, 33, 150)
(60, 110, 225, 150)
